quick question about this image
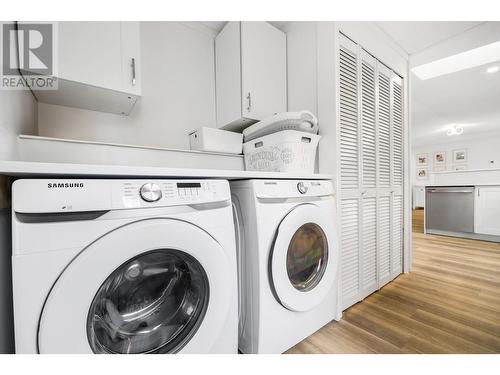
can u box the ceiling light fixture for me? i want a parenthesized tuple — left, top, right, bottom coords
(487, 65, 499, 73)
(412, 41, 500, 80)
(446, 125, 464, 136)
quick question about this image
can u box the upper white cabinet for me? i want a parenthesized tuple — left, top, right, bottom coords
(21, 21, 141, 115)
(475, 186, 500, 236)
(215, 21, 287, 131)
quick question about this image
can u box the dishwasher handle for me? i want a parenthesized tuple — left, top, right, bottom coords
(427, 187, 475, 193)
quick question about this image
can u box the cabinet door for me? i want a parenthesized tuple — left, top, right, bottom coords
(215, 22, 242, 128)
(240, 22, 286, 121)
(475, 186, 500, 236)
(120, 22, 141, 95)
(58, 22, 123, 90)
(413, 187, 425, 208)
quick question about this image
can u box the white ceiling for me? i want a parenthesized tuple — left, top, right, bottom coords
(376, 22, 484, 55)
(412, 60, 500, 146)
(199, 21, 287, 34)
(404, 22, 500, 146)
(200, 22, 485, 56)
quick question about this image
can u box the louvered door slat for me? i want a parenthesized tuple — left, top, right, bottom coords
(378, 196, 391, 284)
(361, 55, 376, 188)
(391, 195, 403, 276)
(341, 199, 360, 308)
(392, 78, 404, 187)
(378, 71, 391, 187)
(339, 45, 359, 190)
(362, 197, 377, 293)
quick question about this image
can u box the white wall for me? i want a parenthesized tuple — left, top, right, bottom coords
(282, 22, 318, 115)
(0, 90, 37, 160)
(37, 22, 216, 150)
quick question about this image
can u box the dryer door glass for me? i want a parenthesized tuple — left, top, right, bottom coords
(286, 223, 328, 292)
(87, 249, 209, 354)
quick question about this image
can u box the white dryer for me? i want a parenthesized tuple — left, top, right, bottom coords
(231, 179, 339, 354)
(11, 179, 237, 354)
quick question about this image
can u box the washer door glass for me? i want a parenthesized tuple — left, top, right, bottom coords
(286, 223, 328, 292)
(87, 249, 209, 354)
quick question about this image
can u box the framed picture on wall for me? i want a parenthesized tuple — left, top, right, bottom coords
(453, 164, 467, 171)
(416, 153, 428, 166)
(417, 168, 428, 180)
(433, 151, 446, 165)
(453, 149, 467, 163)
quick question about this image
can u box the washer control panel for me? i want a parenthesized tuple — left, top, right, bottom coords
(121, 179, 228, 209)
(12, 179, 231, 214)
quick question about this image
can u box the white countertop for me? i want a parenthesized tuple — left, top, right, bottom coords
(425, 183, 500, 187)
(431, 167, 500, 174)
(0, 161, 333, 180)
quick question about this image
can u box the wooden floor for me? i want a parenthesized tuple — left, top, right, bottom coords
(287, 209, 500, 354)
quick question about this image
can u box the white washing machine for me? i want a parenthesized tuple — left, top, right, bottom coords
(11, 179, 238, 354)
(231, 179, 339, 354)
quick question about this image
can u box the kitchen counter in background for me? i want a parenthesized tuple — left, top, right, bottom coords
(429, 168, 500, 186)
(423, 184, 500, 242)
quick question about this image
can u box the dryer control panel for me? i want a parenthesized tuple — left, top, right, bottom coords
(12, 179, 231, 213)
(253, 180, 334, 199)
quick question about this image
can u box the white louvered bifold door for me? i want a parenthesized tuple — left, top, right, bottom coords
(376, 63, 394, 288)
(390, 74, 404, 278)
(360, 50, 378, 296)
(339, 35, 361, 309)
(338, 33, 405, 311)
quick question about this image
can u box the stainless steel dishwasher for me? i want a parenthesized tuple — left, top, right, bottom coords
(425, 186, 475, 234)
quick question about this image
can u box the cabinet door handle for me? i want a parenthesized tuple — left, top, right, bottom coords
(131, 58, 136, 86)
(246, 92, 251, 112)
(477, 187, 480, 197)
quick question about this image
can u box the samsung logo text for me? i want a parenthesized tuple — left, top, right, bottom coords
(47, 183, 84, 189)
